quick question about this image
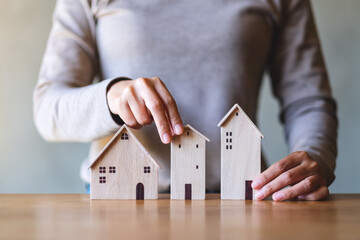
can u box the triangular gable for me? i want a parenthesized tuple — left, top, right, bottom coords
(87, 125, 162, 169)
(173, 124, 210, 142)
(185, 124, 210, 142)
(217, 104, 264, 138)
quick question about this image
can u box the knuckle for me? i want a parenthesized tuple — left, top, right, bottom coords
(262, 185, 273, 195)
(125, 119, 138, 128)
(152, 76, 162, 83)
(148, 100, 163, 112)
(120, 95, 128, 104)
(170, 115, 180, 125)
(303, 178, 315, 192)
(138, 116, 152, 125)
(123, 85, 135, 97)
(298, 151, 310, 159)
(114, 98, 122, 109)
(136, 77, 149, 86)
(275, 162, 286, 173)
(309, 161, 320, 172)
(163, 96, 175, 106)
(258, 175, 266, 184)
(303, 151, 311, 158)
(137, 77, 147, 83)
(112, 97, 124, 112)
(158, 121, 169, 133)
(282, 171, 293, 184)
(281, 191, 290, 200)
(302, 159, 312, 166)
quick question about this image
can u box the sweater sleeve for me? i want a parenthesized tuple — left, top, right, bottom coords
(269, 0, 338, 185)
(33, 0, 124, 142)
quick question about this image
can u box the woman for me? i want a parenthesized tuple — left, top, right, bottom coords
(34, 0, 338, 201)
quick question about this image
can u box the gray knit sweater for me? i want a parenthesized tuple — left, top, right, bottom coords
(33, 0, 338, 191)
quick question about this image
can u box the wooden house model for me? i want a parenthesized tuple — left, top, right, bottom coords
(171, 124, 210, 200)
(88, 125, 162, 200)
(217, 104, 264, 200)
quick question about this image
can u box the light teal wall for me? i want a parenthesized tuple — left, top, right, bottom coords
(0, 1, 359, 193)
(0, 0, 88, 193)
(313, 0, 360, 193)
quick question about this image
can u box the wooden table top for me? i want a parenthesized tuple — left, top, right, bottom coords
(0, 194, 359, 240)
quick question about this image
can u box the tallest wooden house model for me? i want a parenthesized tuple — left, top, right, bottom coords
(218, 104, 264, 200)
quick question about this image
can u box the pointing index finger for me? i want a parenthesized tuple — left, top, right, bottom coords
(153, 78, 184, 135)
(141, 86, 172, 144)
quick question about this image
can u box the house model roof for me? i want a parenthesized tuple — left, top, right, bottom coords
(185, 124, 210, 142)
(87, 125, 162, 169)
(217, 103, 264, 138)
(174, 124, 210, 142)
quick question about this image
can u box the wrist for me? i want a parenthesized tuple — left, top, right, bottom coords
(105, 77, 131, 125)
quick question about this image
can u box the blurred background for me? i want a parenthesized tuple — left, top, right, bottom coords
(0, 0, 359, 193)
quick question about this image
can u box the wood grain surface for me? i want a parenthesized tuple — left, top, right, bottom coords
(0, 194, 359, 240)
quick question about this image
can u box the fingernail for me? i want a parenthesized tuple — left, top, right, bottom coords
(162, 133, 171, 144)
(255, 190, 265, 200)
(252, 180, 261, 189)
(273, 192, 285, 201)
(174, 124, 183, 135)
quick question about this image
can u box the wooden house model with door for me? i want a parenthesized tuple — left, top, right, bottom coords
(88, 125, 162, 200)
(171, 124, 210, 200)
(217, 104, 264, 200)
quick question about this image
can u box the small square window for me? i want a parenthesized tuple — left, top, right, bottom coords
(187, 132, 190, 136)
(230, 132, 232, 136)
(226, 132, 229, 136)
(230, 139, 232, 143)
(196, 165, 199, 169)
(226, 145, 228, 149)
(230, 145, 232, 149)
(236, 112, 239, 116)
(99, 166, 106, 174)
(196, 144, 199, 148)
(179, 144, 181, 148)
(121, 133, 129, 140)
(99, 176, 106, 184)
(144, 166, 151, 173)
(226, 139, 228, 143)
(109, 166, 116, 173)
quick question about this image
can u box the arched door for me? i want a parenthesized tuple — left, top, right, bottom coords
(136, 182, 144, 200)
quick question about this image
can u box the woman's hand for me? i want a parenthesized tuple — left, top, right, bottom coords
(107, 77, 184, 144)
(252, 151, 329, 201)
